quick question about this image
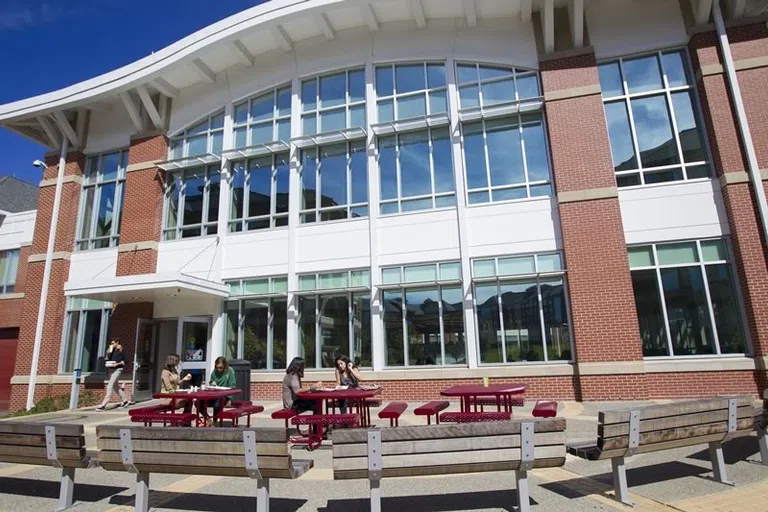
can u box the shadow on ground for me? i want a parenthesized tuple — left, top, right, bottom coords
(687, 436, 759, 465)
(541, 460, 710, 500)
(0, 477, 125, 502)
(110, 491, 306, 512)
(318, 489, 527, 512)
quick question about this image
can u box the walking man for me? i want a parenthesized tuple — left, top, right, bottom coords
(96, 339, 128, 411)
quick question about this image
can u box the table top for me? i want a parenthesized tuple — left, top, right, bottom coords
(440, 383, 527, 397)
(297, 387, 382, 401)
(153, 388, 241, 400)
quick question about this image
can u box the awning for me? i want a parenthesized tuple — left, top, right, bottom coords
(64, 273, 229, 304)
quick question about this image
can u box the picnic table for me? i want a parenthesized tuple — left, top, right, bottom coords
(152, 388, 241, 427)
(441, 383, 527, 413)
(296, 386, 383, 427)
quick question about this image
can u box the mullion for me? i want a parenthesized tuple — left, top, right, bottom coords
(696, 240, 722, 355)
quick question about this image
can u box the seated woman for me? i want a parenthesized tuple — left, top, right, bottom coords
(282, 357, 320, 413)
(334, 355, 362, 414)
(159, 355, 192, 420)
(206, 356, 237, 425)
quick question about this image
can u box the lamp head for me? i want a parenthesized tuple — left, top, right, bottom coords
(32, 160, 45, 168)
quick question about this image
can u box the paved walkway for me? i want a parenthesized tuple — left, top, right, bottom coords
(0, 399, 764, 511)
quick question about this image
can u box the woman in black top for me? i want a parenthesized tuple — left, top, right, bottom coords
(96, 339, 128, 411)
(334, 355, 362, 414)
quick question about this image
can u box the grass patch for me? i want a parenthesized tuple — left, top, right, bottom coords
(8, 390, 99, 418)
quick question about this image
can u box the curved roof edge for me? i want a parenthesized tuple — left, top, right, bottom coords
(0, 0, 346, 122)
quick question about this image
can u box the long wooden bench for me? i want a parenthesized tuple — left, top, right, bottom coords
(568, 396, 755, 506)
(0, 421, 90, 511)
(96, 425, 313, 512)
(332, 419, 566, 512)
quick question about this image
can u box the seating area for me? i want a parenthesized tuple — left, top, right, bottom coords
(413, 400, 450, 424)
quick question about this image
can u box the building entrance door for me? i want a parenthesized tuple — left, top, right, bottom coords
(132, 319, 156, 403)
(177, 317, 212, 386)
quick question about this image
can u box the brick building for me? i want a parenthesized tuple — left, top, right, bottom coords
(0, 0, 766, 411)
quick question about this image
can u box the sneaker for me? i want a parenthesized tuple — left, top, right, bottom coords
(95, 406, 105, 411)
(119, 401, 129, 409)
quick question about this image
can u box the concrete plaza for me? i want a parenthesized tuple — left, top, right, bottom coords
(0, 400, 765, 512)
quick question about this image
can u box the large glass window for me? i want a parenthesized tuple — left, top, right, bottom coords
(381, 262, 466, 367)
(230, 154, 289, 232)
(300, 141, 368, 223)
(375, 62, 447, 122)
(77, 150, 127, 250)
(163, 166, 221, 240)
(599, 50, 709, 187)
(628, 239, 746, 357)
(456, 63, 541, 110)
(169, 111, 225, 158)
(462, 114, 552, 204)
(0, 249, 19, 294)
(302, 69, 366, 135)
(60, 299, 111, 373)
(378, 127, 455, 214)
(233, 86, 292, 148)
(473, 253, 571, 364)
(297, 269, 372, 369)
(226, 276, 288, 370)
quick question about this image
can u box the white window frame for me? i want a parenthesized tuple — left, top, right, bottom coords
(169, 111, 225, 159)
(58, 299, 112, 374)
(0, 249, 19, 294)
(229, 153, 290, 233)
(232, 85, 292, 149)
(628, 238, 750, 358)
(299, 140, 369, 224)
(374, 61, 448, 122)
(456, 62, 542, 113)
(75, 150, 127, 251)
(377, 126, 456, 215)
(162, 165, 221, 240)
(599, 48, 712, 187)
(301, 68, 366, 135)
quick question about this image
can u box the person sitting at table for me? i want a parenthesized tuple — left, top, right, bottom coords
(159, 354, 192, 422)
(204, 356, 237, 425)
(282, 357, 320, 413)
(334, 355, 362, 414)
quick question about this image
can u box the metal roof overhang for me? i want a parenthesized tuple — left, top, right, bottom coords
(64, 273, 229, 304)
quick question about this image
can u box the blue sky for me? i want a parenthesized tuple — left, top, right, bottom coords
(0, 0, 266, 184)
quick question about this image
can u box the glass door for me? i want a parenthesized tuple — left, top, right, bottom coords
(131, 319, 156, 403)
(177, 317, 212, 387)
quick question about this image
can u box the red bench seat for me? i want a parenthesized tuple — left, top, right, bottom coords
(217, 404, 264, 427)
(378, 402, 407, 426)
(291, 414, 359, 450)
(129, 411, 195, 427)
(414, 400, 450, 425)
(272, 408, 298, 428)
(532, 400, 558, 418)
(439, 411, 511, 423)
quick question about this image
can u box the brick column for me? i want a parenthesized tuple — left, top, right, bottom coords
(116, 133, 168, 276)
(10, 151, 85, 410)
(689, 25, 768, 392)
(540, 52, 646, 400)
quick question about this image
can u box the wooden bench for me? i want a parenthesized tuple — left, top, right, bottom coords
(332, 419, 566, 512)
(291, 414, 359, 450)
(414, 400, 450, 425)
(96, 425, 313, 512)
(567, 396, 755, 506)
(0, 421, 90, 511)
(440, 411, 511, 423)
(532, 401, 558, 418)
(757, 389, 767, 466)
(378, 402, 407, 426)
(217, 403, 264, 427)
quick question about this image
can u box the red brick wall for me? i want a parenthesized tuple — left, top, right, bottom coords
(14, 245, 30, 294)
(0, 299, 23, 329)
(116, 250, 159, 276)
(108, 302, 154, 374)
(541, 53, 643, 367)
(689, 28, 768, 367)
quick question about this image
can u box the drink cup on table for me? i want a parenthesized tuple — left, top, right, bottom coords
(483, 377, 489, 387)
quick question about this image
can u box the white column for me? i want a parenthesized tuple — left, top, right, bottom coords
(286, 77, 302, 363)
(28, 135, 69, 410)
(446, 58, 479, 369)
(209, 300, 225, 374)
(365, 62, 385, 371)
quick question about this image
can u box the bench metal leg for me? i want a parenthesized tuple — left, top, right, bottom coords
(611, 457, 633, 506)
(369, 478, 381, 512)
(515, 469, 530, 512)
(256, 478, 270, 512)
(54, 467, 75, 511)
(758, 427, 768, 466)
(135, 472, 150, 512)
(708, 441, 734, 485)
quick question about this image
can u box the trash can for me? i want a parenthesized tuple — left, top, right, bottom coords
(229, 359, 251, 403)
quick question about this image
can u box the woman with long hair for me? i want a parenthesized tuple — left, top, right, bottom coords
(334, 355, 362, 413)
(282, 357, 320, 413)
(159, 353, 192, 421)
